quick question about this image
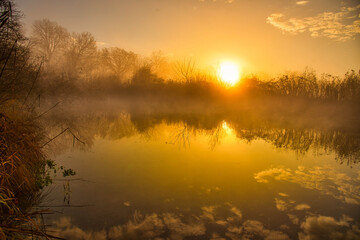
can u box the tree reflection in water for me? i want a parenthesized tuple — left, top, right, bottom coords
(42, 102, 360, 166)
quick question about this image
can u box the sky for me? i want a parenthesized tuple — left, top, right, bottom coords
(16, 0, 360, 76)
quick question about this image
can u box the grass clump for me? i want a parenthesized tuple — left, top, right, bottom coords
(0, 111, 56, 239)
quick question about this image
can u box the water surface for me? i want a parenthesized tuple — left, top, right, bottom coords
(42, 103, 360, 239)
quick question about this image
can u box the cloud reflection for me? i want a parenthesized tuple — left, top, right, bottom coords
(50, 201, 360, 240)
(299, 215, 360, 240)
(51, 204, 290, 240)
(254, 166, 360, 205)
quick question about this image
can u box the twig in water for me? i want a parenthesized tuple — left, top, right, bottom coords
(41, 128, 85, 148)
(0, 39, 17, 78)
(22, 60, 43, 106)
(33, 101, 61, 119)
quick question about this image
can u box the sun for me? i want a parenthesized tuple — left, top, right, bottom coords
(218, 61, 241, 86)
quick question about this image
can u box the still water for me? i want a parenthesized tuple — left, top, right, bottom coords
(42, 105, 360, 240)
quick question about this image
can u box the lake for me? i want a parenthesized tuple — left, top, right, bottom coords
(41, 100, 360, 240)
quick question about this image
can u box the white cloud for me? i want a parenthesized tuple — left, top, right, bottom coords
(296, 1, 309, 5)
(267, 4, 360, 41)
(254, 167, 292, 183)
(294, 204, 311, 211)
(163, 213, 207, 239)
(50, 204, 290, 240)
(227, 220, 290, 240)
(254, 166, 360, 205)
(96, 41, 112, 49)
(201, 205, 217, 221)
(279, 192, 289, 197)
(198, 0, 235, 3)
(52, 213, 206, 240)
(58, 212, 360, 240)
(52, 218, 107, 240)
(274, 194, 310, 217)
(298, 215, 360, 240)
(229, 206, 242, 219)
(287, 214, 300, 225)
(275, 198, 290, 211)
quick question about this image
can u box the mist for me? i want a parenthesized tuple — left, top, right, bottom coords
(1, 1, 360, 239)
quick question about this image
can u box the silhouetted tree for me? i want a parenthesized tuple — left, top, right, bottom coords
(145, 50, 171, 79)
(0, 0, 37, 106)
(131, 66, 163, 86)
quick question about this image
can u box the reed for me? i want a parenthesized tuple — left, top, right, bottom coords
(0, 110, 60, 239)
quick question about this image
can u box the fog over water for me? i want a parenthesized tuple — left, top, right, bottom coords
(1, 1, 359, 239)
(37, 99, 360, 240)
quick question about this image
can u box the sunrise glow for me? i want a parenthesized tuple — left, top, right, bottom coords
(218, 61, 241, 86)
(3, 1, 360, 239)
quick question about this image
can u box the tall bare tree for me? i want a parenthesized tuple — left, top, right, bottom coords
(64, 32, 97, 78)
(31, 18, 69, 65)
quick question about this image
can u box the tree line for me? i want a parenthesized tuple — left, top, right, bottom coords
(29, 18, 360, 103)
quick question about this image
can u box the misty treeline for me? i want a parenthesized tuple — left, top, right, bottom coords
(20, 17, 360, 104)
(0, 0, 359, 110)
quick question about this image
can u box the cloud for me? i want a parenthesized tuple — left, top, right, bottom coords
(96, 41, 112, 49)
(254, 167, 292, 183)
(50, 204, 290, 240)
(52, 213, 206, 240)
(52, 218, 107, 240)
(201, 205, 217, 221)
(273, 194, 311, 225)
(254, 166, 360, 205)
(275, 198, 290, 211)
(294, 204, 311, 211)
(226, 220, 290, 240)
(298, 215, 360, 240)
(229, 206, 242, 219)
(163, 213, 207, 239)
(278, 192, 289, 197)
(296, 1, 309, 5)
(267, 4, 360, 41)
(198, 0, 235, 3)
(287, 214, 300, 225)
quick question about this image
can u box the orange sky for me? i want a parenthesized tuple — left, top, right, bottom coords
(17, 0, 360, 76)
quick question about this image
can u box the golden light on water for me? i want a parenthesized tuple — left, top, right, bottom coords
(218, 61, 241, 86)
(221, 121, 233, 134)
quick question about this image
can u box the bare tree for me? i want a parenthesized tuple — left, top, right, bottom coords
(31, 19, 69, 65)
(173, 58, 196, 82)
(64, 32, 97, 78)
(0, 0, 23, 44)
(145, 50, 171, 79)
(101, 47, 138, 81)
(0, 0, 37, 106)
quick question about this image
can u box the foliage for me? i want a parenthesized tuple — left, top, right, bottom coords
(0, 2, 74, 239)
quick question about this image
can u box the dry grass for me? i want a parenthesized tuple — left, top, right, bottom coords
(0, 110, 60, 239)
